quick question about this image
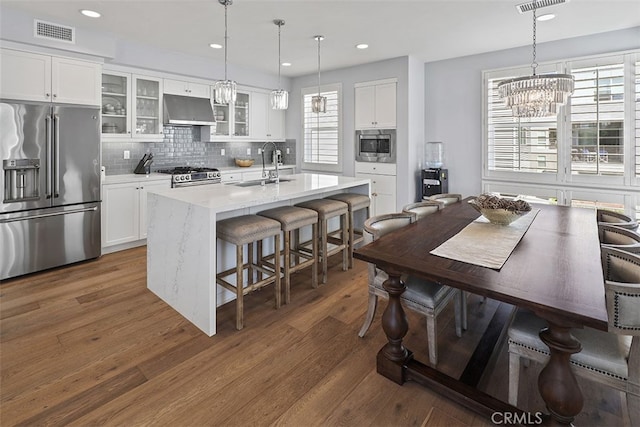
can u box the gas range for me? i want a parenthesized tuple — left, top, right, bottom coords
(157, 166, 221, 188)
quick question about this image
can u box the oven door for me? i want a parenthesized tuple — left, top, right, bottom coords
(357, 136, 380, 162)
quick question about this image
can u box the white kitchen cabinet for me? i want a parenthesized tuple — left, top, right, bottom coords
(355, 162, 397, 216)
(102, 69, 164, 142)
(249, 90, 285, 141)
(209, 90, 250, 140)
(102, 177, 170, 250)
(163, 78, 210, 98)
(0, 48, 101, 105)
(354, 79, 397, 130)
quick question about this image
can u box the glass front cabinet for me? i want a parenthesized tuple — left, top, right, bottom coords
(101, 70, 164, 141)
(208, 89, 250, 140)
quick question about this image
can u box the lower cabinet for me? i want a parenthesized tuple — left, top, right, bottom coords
(355, 162, 397, 216)
(102, 178, 170, 250)
(220, 166, 295, 183)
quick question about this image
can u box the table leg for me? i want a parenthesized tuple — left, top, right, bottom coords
(377, 271, 410, 384)
(537, 321, 583, 426)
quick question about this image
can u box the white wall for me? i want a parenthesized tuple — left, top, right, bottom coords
(425, 26, 640, 199)
(289, 56, 424, 208)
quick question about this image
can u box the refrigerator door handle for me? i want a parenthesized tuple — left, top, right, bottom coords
(53, 113, 60, 198)
(46, 114, 53, 199)
(0, 206, 98, 224)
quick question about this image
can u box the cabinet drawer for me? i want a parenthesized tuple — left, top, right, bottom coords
(241, 170, 264, 181)
(220, 172, 241, 183)
(355, 162, 397, 176)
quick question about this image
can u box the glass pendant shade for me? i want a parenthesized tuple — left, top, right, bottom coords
(270, 89, 288, 110)
(215, 0, 236, 105)
(270, 20, 288, 110)
(498, 1, 574, 118)
(311, 95, 326, 113)
(312, 35, 326, 114)
(214, 80, 237, 105)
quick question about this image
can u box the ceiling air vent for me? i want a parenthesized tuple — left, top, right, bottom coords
(34, 19, 75, 44)
(516, 0, 569, 14)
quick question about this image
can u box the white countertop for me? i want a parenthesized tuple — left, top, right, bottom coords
(217, 164, 295, 173)
(149, 173, 370, 213)
(103, 173, 170, 184)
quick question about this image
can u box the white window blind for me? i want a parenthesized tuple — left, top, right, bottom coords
(302, 84, 341, 172)
(487, 73, 558, 174)
(570, 61, 625, 176)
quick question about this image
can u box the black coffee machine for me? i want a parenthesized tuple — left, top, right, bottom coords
(422, 168, 448, 199)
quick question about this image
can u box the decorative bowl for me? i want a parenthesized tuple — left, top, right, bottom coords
(235, 158, 254, 167)
(468, 195, 531, 225)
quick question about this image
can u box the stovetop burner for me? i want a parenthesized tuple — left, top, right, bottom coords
(157, 166, 221, 187)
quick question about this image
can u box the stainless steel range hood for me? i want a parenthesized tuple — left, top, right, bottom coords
(163, 94, 216, 126)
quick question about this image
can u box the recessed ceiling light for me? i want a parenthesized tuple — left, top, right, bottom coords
(282, 62, 291, 67)
(209, 43, 223, 49)
(80, 9, 101, 18)
(537, 13, 555, 21)
(356, 44, 369, 49)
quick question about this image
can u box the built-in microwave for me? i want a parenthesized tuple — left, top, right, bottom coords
(355, 129, 396, 163)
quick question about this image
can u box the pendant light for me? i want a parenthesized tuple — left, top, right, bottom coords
(497, 0, 574, 118)
(213, 0, 237, 105)
(311, 35, 326, 114)
(270, 19, 289, 110)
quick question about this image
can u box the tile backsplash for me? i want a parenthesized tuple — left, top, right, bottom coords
(102, 126, 296, 175)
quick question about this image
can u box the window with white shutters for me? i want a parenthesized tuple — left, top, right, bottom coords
(569, 61, 624, 176)
(302, 84, 342, 172)
(635, 59, 640, 177)
(483, 51, 639, 215)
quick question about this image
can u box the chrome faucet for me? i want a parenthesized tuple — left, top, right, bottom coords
(261, 141, 280, 185)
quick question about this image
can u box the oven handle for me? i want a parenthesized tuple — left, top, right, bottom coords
(173, 180, 221, 188)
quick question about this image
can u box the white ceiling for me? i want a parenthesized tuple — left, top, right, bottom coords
(2, 0, 639, 77)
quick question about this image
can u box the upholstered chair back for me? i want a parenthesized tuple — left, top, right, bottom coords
(402, 200, 444, 220)
(601, 247, 640, 336)
(599, 224, 640, 254)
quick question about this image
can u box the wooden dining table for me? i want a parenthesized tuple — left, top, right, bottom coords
(353, 198, 608, 425)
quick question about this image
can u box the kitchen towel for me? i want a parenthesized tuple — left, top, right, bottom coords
(430, 208, 540, 270)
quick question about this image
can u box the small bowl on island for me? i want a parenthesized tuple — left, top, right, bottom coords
(235, 158, 255, 167)
(468, 194, 531, 225)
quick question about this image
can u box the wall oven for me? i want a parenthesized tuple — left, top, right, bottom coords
(356, 129, 396, 163)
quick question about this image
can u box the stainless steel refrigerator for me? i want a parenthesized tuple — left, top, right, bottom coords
(1, 100, 101, 280)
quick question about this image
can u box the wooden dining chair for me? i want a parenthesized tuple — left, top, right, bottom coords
(358, 212, 464, 366)
(599, 224, 640, 254)
(506, 247, 640, 424)
(597, 209, 639, 231)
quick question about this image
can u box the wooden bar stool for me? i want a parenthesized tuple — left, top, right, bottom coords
(216, 214, 281, 330)
(258, 206, 319, 303)
(325, 193, 371, 268)
(295, 199, 349, 284)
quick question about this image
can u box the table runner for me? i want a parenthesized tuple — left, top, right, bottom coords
(430, 209, 540, 270)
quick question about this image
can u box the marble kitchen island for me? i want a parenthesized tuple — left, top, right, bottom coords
(146, 173, 371, 336)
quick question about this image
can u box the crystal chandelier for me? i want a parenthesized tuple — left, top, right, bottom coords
(311, 35, 326, 114)
(497, 0, 574, 118)
(213, 0, 236, 105)
(270, 19, 288, 110)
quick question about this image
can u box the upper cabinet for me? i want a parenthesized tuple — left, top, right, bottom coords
(102, 68, 164, 142)
(0, 48, 101, 105)
(210, 90, 250, 139)
(163, 78, 210, 98)
(250, 89, 285, 141)
(354, 79, 397, 130)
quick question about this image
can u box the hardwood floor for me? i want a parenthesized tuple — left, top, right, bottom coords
(0, 247, 627, 426)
